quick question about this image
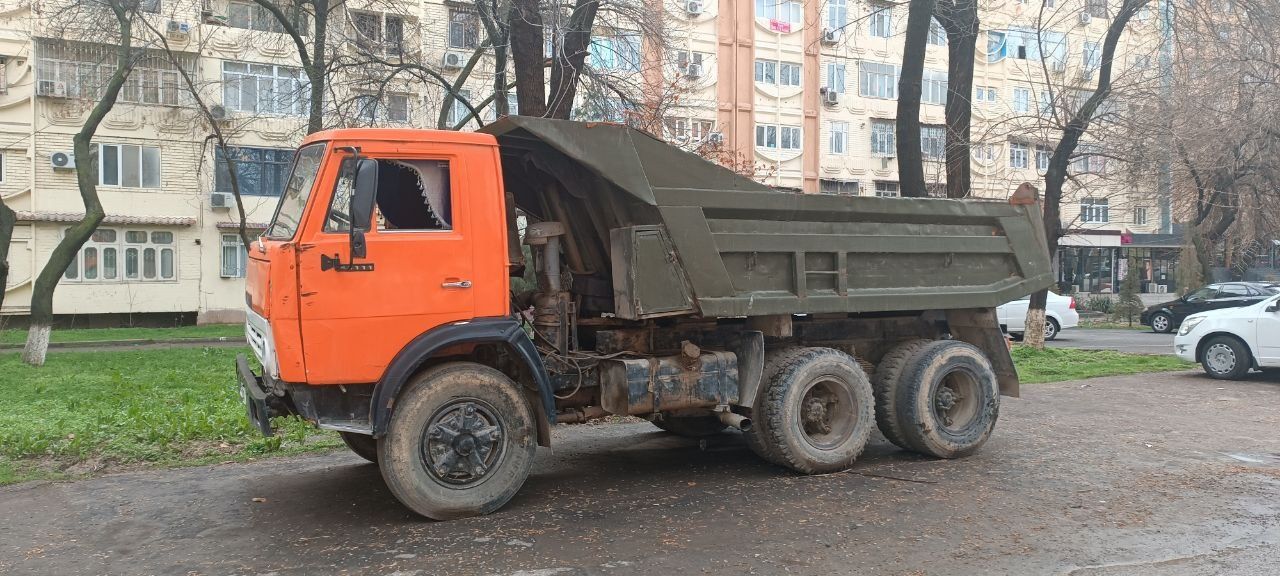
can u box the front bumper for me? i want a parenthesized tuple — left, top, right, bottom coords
(236, 354, 275, 437)
(1173, 334, 1197, 363)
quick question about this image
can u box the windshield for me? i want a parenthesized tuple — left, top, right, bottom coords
(265, 143, 326, 239)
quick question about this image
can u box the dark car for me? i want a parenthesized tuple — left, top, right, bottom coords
(1140, 282, 1279, 333)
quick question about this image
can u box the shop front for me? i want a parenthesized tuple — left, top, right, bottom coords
(1056, 232, 1181, 295)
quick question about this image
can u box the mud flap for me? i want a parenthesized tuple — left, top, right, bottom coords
(236, 354, 275, 436)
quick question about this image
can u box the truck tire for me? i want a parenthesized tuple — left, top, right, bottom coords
(743, 346, 804, 465)
(895, 341, 1000, 459)
(339, 431, 379, 463)
(378, 362, 537, 520)
(756, 347, 875, 474)
(872, 339, 932, 450)
(652, 412, 728, 437)
(1200, 335, 1252, 380)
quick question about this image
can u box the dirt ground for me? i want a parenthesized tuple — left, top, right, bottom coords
(2, 370, 1279, 576)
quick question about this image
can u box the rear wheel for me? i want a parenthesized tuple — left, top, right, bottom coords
(339, 431, 379, 463)
(378, 362, 537, 520)
(755, 347, 875, 474)
(1201, 335, 1251, 380)
(895, 341, 1000, 459)
(1150, 312, 1173, 333)
(1043, 318, 1060, 341)
(872, 339, 932, 450)
(651, 412, 727, 437)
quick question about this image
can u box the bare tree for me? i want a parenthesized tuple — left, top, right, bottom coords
(0, 196, 13, 312)
(935, 0, 979, 198)
(896, 0, 937, 197)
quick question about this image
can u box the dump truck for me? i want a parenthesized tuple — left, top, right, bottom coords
(236, 117, 1053, 520)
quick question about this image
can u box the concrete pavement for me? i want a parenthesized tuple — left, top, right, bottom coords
(3, 371, 1279, 576)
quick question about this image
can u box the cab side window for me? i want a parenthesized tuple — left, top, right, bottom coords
(1218, 284, 1250, 298)
(324, 158, 453, 232)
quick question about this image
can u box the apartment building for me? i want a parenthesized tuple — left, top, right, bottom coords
(0, 0, 1172, 324)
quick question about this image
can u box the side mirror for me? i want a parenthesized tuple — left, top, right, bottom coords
(1268, 302, 1280, 313)
(348, 158, 379, 259)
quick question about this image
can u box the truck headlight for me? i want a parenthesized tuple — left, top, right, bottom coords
(1179, 316, 1205, 336)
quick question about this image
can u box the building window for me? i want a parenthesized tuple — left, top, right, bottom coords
(928, 18, 946, 45)
(975, 86, 997, 103)
(1082, 41, 1100, 75)
(870, 119, 895, 156)
(1134, 206, 1149, 225)
(98, 143, 160, 188)
(447, 89, 472, 127)
(755, 124, 801, 150)
(222, 61, 309, 116)
(36, 41, 190, 105)
(1081, 197, 1109, 223)
(355, 92, 410, 124)
(756, 0, 802, 25)
(448, 8, 479, 49)
(1086, 0, 1107, 18)
(63, 228, 175, 283)
(820, 179, 860, 195)
(826, 62, 846, 93)
(874, 181, 901, 197)
(0, 152, 4, 182)
(351, 11, 405, 55)
(1012, 87, 1031, 112)
(227, 1, 309, 34)
(1009, 142, 1030, 169)
(1072, 146, 1104, 173)
(1036, 145, 1052, 171)
(858, 61, 897, 99)
(921, 69, 947, 105)
(589, 35, 641, 73)
(827, 0, 847, 30)
(676, 50, 705, 76)
(869, 4, 893, 38)
(755, 60, 800, 86)
(1039, 90, 1054, 116)
(216, 147, 294, 196)
(972, 143, 995, 163)
(830, 121, 848, 154)
(221, 234, 249, 278)
(921, 125, 945, 160)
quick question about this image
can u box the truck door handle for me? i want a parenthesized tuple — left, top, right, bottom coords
(442, 280, 472, 289)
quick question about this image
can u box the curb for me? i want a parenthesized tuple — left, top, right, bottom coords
(0, 336, 246, 351)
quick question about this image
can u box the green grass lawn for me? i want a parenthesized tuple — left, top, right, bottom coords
(0, 347, 338, 485)
(0, 324, 245, 346)
(1012, 346, 1192, 384)
(1078, 318, 1152, 331)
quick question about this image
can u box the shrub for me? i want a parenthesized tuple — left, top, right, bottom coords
(1084, 295, 1115, 314)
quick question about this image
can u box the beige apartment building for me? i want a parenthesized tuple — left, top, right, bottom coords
(0, 0, 1167, 323)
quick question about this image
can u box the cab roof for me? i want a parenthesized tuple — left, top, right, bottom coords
(300, 127, 498, 147)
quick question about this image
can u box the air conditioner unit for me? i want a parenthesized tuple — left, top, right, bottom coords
(208, 104, 230, 122)
(821, 88, 839, 106)
(822, 28, 839, 44)
(210, 192, 233, 210)
(1155, 284, 1168, 294)
(686, 0, 703, 15)
(707, 131, 724, 146)
(50, 151, 75, 170)
(1078, 12, 1092, 25)
(37, 80, 67, 97)
(167, 20, 191, 35)
(442, 51, 465, 70)
(685, 63, 703, 78)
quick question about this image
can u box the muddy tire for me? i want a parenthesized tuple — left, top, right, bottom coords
(339, 431, 379, 463)
(872, 339, 933, 450)
(652, 413, 727, 437)
(755, 347, 875, 474)
(1201, 335, 1252, 380)
(743, 346, 804, 465)
(378, 362, 537, 520)
(895, 341, 1000, 459)
(1150, 312, 1173, 333)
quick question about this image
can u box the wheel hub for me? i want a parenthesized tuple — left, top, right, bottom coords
(803, 397, 832, 434)
(422, 400, 504, 487)
(934, 387, 959, 413)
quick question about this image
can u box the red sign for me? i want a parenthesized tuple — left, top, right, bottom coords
(769, 19, 792, 33)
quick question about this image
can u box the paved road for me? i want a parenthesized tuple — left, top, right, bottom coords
(1049, 328, 1174, 355)
(4, 372, 1280, 576)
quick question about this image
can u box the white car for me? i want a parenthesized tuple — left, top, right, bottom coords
(1174, 293, 1280, 379)
(997, 293, 1080, 341)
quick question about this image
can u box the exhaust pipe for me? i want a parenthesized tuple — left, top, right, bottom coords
(716, 409, 752, 432)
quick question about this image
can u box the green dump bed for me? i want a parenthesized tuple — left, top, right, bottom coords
(482, 117, 1054, 321)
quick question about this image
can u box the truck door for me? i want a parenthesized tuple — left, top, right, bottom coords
(296, 150, 475, 385)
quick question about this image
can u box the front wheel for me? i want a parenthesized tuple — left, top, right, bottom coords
(378, 362, 537, 520)
(1150, 313, 1173, 333)
(1201, 336, 1251, 380)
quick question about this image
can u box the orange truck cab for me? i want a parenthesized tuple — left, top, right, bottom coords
(237, 117, 1051, 521)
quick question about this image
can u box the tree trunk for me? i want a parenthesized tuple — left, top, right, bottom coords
(0, 196, 14, 312)
(936, 0, 978, 199)
(509, 0, 547, 117)
(896, 0, 936, 197)
(305, 0, 327, 135)
(1024, 0, 1150, 350)
(545, 0, 600, 119)
(23, 6, 134, 366)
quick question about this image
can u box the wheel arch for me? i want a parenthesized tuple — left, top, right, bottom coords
(369, 317, 555, 446)
(1195, 331, 1256, 367)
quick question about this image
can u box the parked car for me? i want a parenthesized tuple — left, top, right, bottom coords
(998, 292, 1079, 341)
(1174, 294, 1280, 379)
(1140, 282, 1278, 333)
